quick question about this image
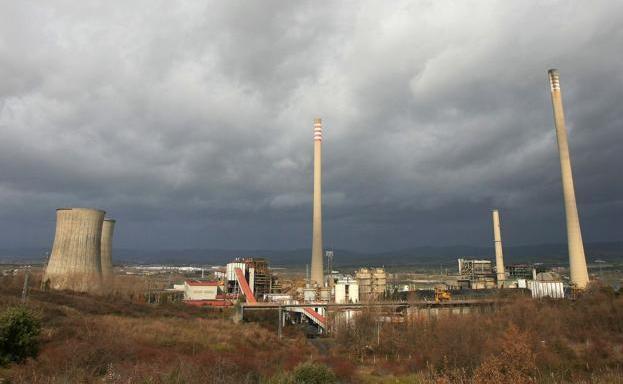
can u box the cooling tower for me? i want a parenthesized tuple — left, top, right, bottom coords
(43, 208, 105, 293)
(548, 69, 589, 289)
(100, 218, 116, 285)
(492, 209, 506, 287)
(310, 117, 324, 286)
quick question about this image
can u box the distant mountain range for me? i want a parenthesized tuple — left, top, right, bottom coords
(1, 241, 621, 267)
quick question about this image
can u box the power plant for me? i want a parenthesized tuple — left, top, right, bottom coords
(100, 218, 116, 285)
(310, 117, 324, 287)
(26, 68, 598, 322)
(548, 69, 590, 289)
(492, 209, 506, 287)
(43, 208, 106, 293)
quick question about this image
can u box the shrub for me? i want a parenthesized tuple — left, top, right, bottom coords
(471, 325, 536, 384)
(292, 361, 337, 384)
(0, 306, 41, 366)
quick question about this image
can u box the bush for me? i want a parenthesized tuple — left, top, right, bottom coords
(0, 306, 41, 366)
(292, 361, 337, 384)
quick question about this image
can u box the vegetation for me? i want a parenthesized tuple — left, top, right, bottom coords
(333, 285, 623, 383)
(1, 273, 622, 383)
(291, 361, 337, 384)
(264, 362, 337, 384)
(0, 306, 41, 366)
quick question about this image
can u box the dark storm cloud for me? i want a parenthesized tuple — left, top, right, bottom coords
(0, 1, 621, 251)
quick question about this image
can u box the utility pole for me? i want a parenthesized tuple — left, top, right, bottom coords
(21, 267, 30, 304)
(326, 250, 334, 289)
(278, 305, 283, 339)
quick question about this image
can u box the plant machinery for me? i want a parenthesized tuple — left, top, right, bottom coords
(434, 287, 451, 303)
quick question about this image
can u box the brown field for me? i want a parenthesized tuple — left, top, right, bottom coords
(1, 272, 622, 383)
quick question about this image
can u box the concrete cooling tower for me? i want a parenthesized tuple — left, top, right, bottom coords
(100, 218, 116, 285)
(43, 208, 105, 293)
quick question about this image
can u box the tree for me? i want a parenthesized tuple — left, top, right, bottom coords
(0, 306, 41, 366)
(473, 325, 536, 384)
(292, 361, 337, 384)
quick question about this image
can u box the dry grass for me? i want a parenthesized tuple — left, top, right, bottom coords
(1, 274, 622, 383)
(334, 285, 623, 383)
(0, 276, 315, 383)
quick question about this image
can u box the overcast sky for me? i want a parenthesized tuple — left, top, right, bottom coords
(0, 1, 621, 252)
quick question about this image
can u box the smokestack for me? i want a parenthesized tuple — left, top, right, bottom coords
(548, 69, 589, 289)
(43, 208, 105, 293)
(492, 209, 506, 287)
(101, 218, 116, 285)
(311, 117, 324, 286)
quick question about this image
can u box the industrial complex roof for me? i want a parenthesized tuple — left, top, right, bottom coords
(185, 280, 222, 286)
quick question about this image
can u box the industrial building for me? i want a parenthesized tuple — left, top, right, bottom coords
(457, 259, 496, 289)
(226, 258, 276, 299)
(334, 276, 359, 304)
(166, 280, 231, 307)
(183, 280, 222, 300)
(43, 208, 106, 293)
(355, 267, 387, 301)
(527, 280, 565, 299)
(506, 264, 546, 280)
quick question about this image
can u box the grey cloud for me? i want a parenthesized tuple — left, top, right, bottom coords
(0, 1, 621, 252)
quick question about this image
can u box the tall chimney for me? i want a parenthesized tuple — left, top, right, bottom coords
(492, 209, 506, 287)
(548, 69, 589, 289)
(311, 117, 324, 286)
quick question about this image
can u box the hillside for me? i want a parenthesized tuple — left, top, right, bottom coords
(2, 241, 622, 267)
(1, 274, 622, 383)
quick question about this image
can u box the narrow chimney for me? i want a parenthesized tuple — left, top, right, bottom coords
(311, 118, 324, 286)
(492, 209, 505, 287)
(548, 69, 589, 289)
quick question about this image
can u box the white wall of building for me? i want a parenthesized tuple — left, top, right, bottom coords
(226, 262, 246, 282)
(527, 280, 565, 299)
(335, 278, 359, 303)
(184, 282, 219, 300)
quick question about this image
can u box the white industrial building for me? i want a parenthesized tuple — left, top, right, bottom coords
(182, 280, 222, 300)
(527, 280, 565, 299)
(335, 276, 359, 304)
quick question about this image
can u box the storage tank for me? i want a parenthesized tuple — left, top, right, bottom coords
(372, 268, 387, 291)
(303, 287, 317, 302)
(43, 208, 105, 293)
(100, 218, 116, 286)
(319, 287, 331, 302)
(355, 268, 371, 301)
